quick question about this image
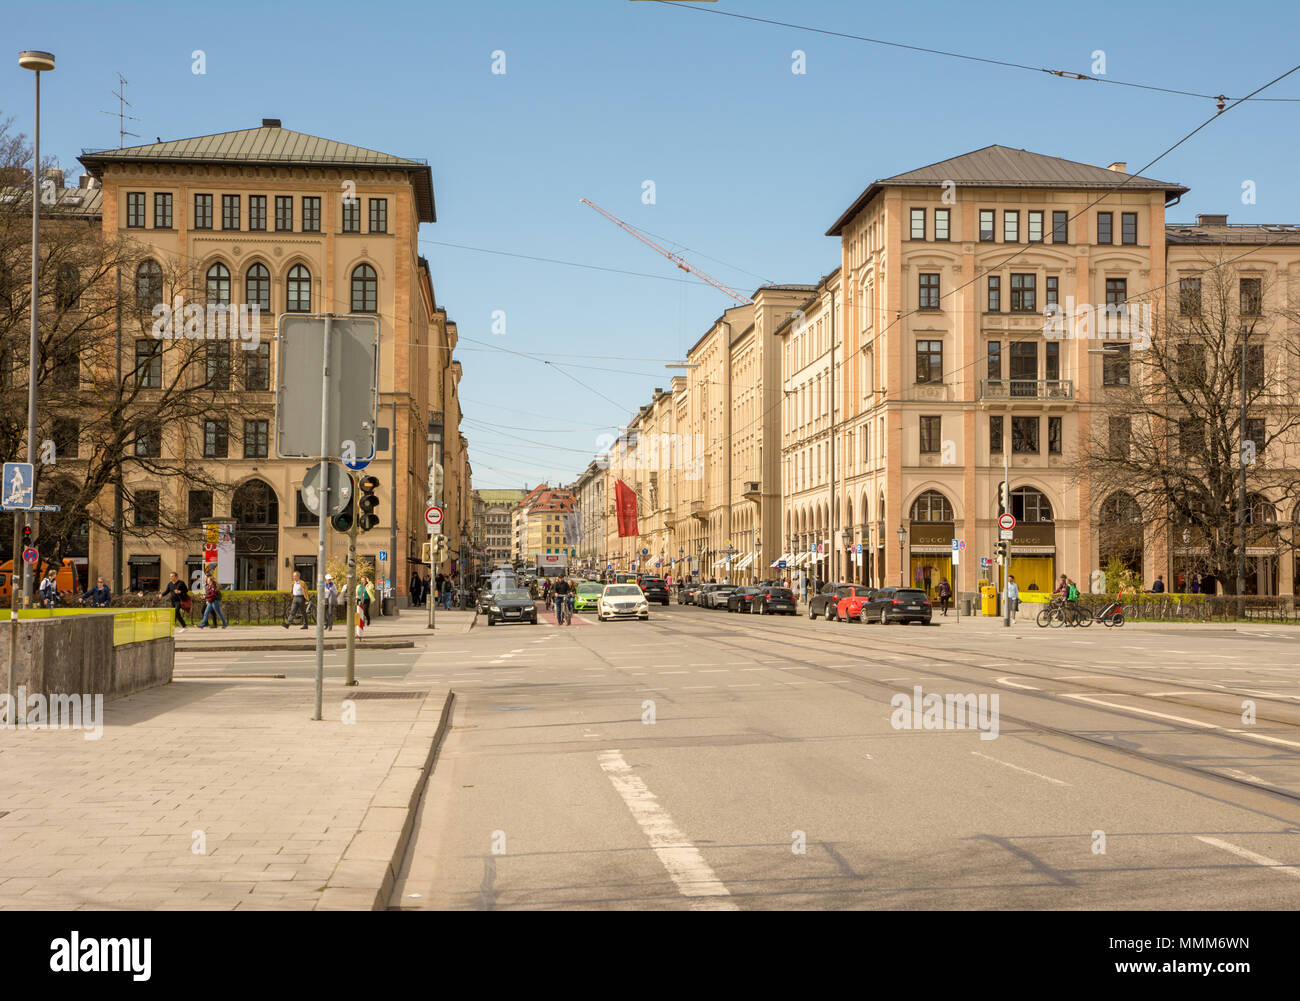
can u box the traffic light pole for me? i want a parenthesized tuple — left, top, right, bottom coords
(311, 314, 333, 722)
(345, 513, 359, 686)
(7, 514, 20, 711)
(1003, 449, 1011, 628)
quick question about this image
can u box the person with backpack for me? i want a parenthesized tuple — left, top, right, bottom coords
(39, 568, 60, 609)
(935, 578, 952, 616)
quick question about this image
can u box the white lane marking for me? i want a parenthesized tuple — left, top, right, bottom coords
(1195, 837, 1300, 880)
(699, 670, 730, 674)
(1065, 694, 1300, 749)
(995, 676, 1040, 691)
(682, 685, 716, 690)
(1220, 768, 1273, 785)
(740, 668, 767, 673)
(658, 671, 689, 675)
(1223, 729, 1300, 749)
(727, 684, 760, 688)
(596, 749, 738, 910)
(970, 751, 1070, 787)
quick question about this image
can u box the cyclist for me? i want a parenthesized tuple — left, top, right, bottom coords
(552, 575, 573, 626)
(1054, 574, 1082, 625)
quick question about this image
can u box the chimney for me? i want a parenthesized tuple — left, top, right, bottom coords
(1196, 214, 1229, 226)
(1107, 162, 1127, 173)
(262, 118, 281, 128)
(77, 173, 90, 188)
(43, 167, 64, 189)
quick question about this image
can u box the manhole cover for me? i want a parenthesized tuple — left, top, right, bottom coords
(344, 691, 427, 700)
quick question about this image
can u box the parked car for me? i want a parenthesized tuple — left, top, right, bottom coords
(753, 586, 797, 615)
(598, 583, 650, 622)
(703, 585, 738, 609)
(678, 582, 701, 605)
(638, 576, 671, 605)
(484, 588, 539, 626)
(692, 583, 722, 607)
(834, 586, 877, 622)
(726, 586, 763, 612)
(574, 582, 604, 612)
(862, 587, 933, 625)
(807, 582, 851, 620)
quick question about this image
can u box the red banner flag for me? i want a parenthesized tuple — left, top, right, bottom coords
(615, 480, 639, 538)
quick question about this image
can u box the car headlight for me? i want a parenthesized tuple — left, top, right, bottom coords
(524, 604, 535, 612)
(489, 605, 500, 612)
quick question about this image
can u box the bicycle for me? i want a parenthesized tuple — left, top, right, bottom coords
(1088, 599, 1125, 627)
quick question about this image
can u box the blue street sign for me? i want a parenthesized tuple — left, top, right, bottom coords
(777, 560, 787, 569)
(952, 539, 960, 552)
(379, 550, 388, 561)
(344, 443, 375, 471)
(2, 462, 34, 511)
(641, 548, 649, 556)
(855, 543, 862, 554)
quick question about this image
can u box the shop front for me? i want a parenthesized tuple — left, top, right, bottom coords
(908, 522, 954, 598)
(1008, 523, 1056, 596)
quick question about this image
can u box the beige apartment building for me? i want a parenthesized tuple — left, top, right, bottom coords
(74, 120, 468, 595)
(473, 488, 526, 567)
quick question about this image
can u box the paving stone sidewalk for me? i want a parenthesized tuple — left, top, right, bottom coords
(0, 675, 450, 910)
(174, 608, 476, 649)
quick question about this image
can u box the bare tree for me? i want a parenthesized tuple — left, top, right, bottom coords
(1079, 255, 1300, 596)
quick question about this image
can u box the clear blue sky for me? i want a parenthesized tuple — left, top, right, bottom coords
(8, 0, 1300, 488)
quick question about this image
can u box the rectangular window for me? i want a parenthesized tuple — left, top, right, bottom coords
(1045, 341, 1060, 381)
(134, 490, 160, 527)
(135, 339, 162, 388)
(1179, 277, 1201, 315)
(275, 196, 293, 231)
(1010, 273, 1037, 312)
(302, 196, 321, 233)
(1105, 277, 1127, 307)
(296, 490, 320, 526)
(1179, 418, 1204, 458)
(249, 195, 267, 231)
(1046, 275, 1059, 307)
(987, 340, 1002, 382)
(1012, 416, 1039, 454)
(1240, 277, 1262, 316)
(1097, 211, 1113, 244)
(1103, 344, 1131, 386)
(52, 418, 79, 459)
(1121, 212, 1138, 245)
(910, 208, 926, 240)
(154, 192, 172, 229)
(194, 194, 213, 229)
(134, 424, 161, 458)
(243, 419, 269, 459)
(979, 209, 995, 242)
(1245, 417, 1266, 458)
(919, 416, 941, 454)
(987, 275, 1001, 312)
(369, 198, 387, 234)
(1052, 211, 1068, 244)
(1028, 210, 1044, 243)
(245, 343, 270, 391)
(918, 273, 940, 310)
(1109, 417, 1131, 460)
(126, 192, 146, 228)
(205, 343, 230, 390)
(221, 194, 240, 230)
(1177, 343, 1205, 387)
(1048, 416, 1062, 454)
(341, 198, 360, 233)
(915, 340, 943, 384)
(1003, 210, 1019, 243)
(934, 208, 949, 241)
(203, 419, 228, 458)
(1245, 343, 1265, 393)
(188, 490, 213, 526)
(990, 415, 1003, 454)
(1010, 342, 1037, 393)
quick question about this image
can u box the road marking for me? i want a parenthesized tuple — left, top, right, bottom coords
(970, 751, 1070, 786)
(1062, 694, 1217, 728)
(699, 670, 730, 674)
(658, 671, 689, 675)
(727, 684, 760, 688)
(683, 685, 716, 690)
(1195, 837, 1300, 880)
(596, 749, 738, 910)
(995, 676, 1040, 691)
(1220, 768, 1274, 785)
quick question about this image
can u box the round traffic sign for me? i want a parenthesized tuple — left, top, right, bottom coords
(425, 506, 444, 527)
(21, 547, 38, 565)
(998, 514, 1016, 531)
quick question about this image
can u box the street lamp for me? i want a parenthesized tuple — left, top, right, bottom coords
(896, 524, 906, 587)
(17, 50, 54, 607)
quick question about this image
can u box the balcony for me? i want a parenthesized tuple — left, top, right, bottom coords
(690, 500, 708, 523)
(980, 379, 1073, 401)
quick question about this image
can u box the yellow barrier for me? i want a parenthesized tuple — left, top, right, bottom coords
(17, 607, 175, 646)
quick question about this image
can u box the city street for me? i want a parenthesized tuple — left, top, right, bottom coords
(265, 605, 1300, 911)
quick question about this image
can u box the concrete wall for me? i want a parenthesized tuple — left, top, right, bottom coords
(1, 616, 173, 700)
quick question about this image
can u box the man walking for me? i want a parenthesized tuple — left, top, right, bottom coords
(410, 570, 422, 607)
(283, 571, 308, 629)
(552, 575, 573, 626)
(1151, 574, 1166, 593)
(161, 571, 189, 630)
(323, 574, 338, 630)
(1006, 574, 1019, 623)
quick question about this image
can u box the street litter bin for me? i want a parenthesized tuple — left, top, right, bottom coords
(381, 596, 395, 616)
(980, 585, 997, 616)
(962, 598, 973, 616)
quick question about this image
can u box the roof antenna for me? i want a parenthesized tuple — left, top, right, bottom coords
(97, 73, 140, 148)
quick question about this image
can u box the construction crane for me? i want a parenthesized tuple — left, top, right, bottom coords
(580, 198, 754, 305)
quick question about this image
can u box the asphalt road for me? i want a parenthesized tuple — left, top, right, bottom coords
(177, 604, 1300, 909)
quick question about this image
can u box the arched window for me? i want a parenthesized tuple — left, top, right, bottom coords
(1245, 494, 1277, 525)
(1099, 492, 1141, 524)
(910, 490, 954, 522)
(351, 263, 377, 313)
(245, 263, 270, 312)
(231, 479, 279, 526)
(136, 260, 163, 309)
(206, 262, 231, 306)
(1011, 487, 1053, 523)
(286, 264, 311, 313)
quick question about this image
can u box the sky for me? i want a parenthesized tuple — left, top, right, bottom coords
(6, 0, 1300, 489)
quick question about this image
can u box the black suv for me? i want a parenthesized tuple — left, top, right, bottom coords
(862, 587, 933, 625)
(638, 577, 670, 605)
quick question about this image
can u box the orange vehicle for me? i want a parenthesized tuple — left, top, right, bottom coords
(0, 558, 79, 604)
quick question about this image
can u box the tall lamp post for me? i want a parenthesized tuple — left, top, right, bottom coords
(896, 524, 906, 587)
(18, 51, 54, 607)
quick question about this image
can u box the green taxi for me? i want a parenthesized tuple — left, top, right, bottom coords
(574, 582, 604, 612)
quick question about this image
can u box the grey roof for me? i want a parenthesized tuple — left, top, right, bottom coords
(1167, 222, 1300, 245)
(0, 182, 102, 220)
(79, 125, 435, 222)
(826, 145, 1189, 235)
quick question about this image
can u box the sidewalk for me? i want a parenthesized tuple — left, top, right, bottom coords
(175, 608, 476, 650)
(0, 674, 453, 910)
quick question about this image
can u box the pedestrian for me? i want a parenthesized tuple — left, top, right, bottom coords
(1151, 574, 1165, 594)
(1189, 573, 1200, 595)
(323, 574, 338, 630)
(362, 576, 376, 625)
(160, 571, 189, 629)
(81, 576, 111, 608)
(936, 578, 951, 616)
(283, 571, 309, 629)
(1006, 574, 1019, 622)
(198, 574, 228, 629)
(442, 577, 453, 610)
(410, 570, 422, 607)
(39, 568, 59, 608)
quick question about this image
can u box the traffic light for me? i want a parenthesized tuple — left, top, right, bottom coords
(997, 481, 1010, 514)
(22, 523, 32, 547)
(357, 475, 380, 531)
(995, 540, 1008, 563)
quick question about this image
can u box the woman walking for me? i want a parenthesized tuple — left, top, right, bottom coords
(198, 574, 228, 629)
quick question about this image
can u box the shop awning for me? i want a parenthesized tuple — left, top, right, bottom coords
(769, 552, 793, 568)
(792, 552, 811, 567)
(734, 552, 755, 570)
(712, 557, 730, 569)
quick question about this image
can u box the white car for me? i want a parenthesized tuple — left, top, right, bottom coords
(598, 583, 650, 622)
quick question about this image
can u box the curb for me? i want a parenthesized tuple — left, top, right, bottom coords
(175, 639, 417, 652)
(316, 687, 455, 910)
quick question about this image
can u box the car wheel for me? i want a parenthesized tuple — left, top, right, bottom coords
(825, 607, 835, 622)
(807, 605, 816, 619)
(880, 608, 888, 625)
(859, 608, 870, 624)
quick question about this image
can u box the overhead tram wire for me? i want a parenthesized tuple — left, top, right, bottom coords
(417, 238, 701, 286)
(649, 1, 1300, 104)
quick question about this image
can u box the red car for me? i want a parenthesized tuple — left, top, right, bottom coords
(835, 586, 877, 621)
